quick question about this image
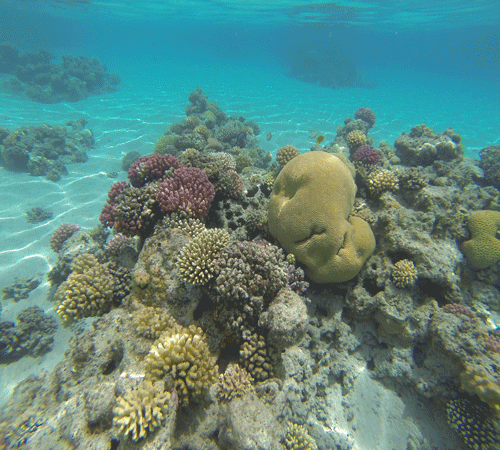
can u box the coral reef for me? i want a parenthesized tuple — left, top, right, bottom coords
(268, 151, 375, 283)
(366, 168, 399, 197)
(352, 144, 381, 166)
(479, 145, 500, 188)
(354, 107, 376, 128)
(49, 223, 81, 252)
(391, 259, 417, 288)
(461, 210, 500, 270)
(346, 130, 367, 152)
(127, 153, 181, 187)
(0, 44, 120, 103)
(0, 119, 93, 180)
(1, 276, 40, 302)
(113, 379, 170, 442)
(276, 145, 300, 166)
(284, 423, 318, 450)
(217, 364, 254, 402)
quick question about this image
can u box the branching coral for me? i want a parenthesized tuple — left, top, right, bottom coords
(391, 259, 417, 288)
(366, 168, 399, 197)
(49, 223, 80, 252)
(346, 130, 366, 151)
(239, 333, 274, 381)
(284, 423, 318, 450)
(127, 154, 181, 187)
(113, 379, 170, 442)
(217, 364, 254, 402)
(276, 145, 300, 166)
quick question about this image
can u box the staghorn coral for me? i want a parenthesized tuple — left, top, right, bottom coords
(217, 364, 254, 402)
(49, 223, 80, 252)
(446, 398, 499, 449)
(391, 259, 417, 288)
(284, 423, 318, 450)
(145, 325, 218, 406)
(113, 379, 170, 442)
(366, 167, 399, 197)
(354, 107, 376, 128)
(55, 253, 113, 326)
(176, 228, 230, 285)
(461, 210, 500, 270)
(276, 145, 300, 166)
(239, 333, 274, 381)
(346, 130, 366, 151)
(127, 153, 181, 187)
(156, 167, 215, 220)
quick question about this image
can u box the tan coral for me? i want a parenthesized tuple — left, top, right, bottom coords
(193, 124, 211, 140)
(367, 168, 399, 196)
(392, 259, 417, 288)
(133, 304, 178, 340)
(284, 423, 318, 450)
(113, 379, 170, 442)
(145, 325, 218, 406)
(176, 228, 230, 285)
(276, 145, 300, 166)
(217, 364, 254, 402)
(163, 212, 206, 239)
(239, 333, 274, 381)
(55, 253, 113, 326)
(346, 130, 366, 150)
(460, 364, 500, 414)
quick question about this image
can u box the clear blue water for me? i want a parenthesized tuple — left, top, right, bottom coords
(0, 0, 500, 447)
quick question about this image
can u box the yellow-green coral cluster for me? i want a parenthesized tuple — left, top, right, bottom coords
(217, 364, 254, 402)
(284, 423, 318, 450)
(133, 304, 177, 340)
(461, 210, 500, 270)
(55, 253, 113, 326)
(346, 130, 366, 150)
(276, 145, 300, 166)
(163, 211, 206, 238)
(113, 379, 170, 442)
(392, 259, 417, 288)
(367, 168, 399, 196)
(240, 333, 274, 381)
(193, 124, 211, 139)
(145, 324, 218, 406)
(176, 228, 230, 285)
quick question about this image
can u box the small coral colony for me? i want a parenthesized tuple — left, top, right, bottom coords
(1, 86, 500, 449)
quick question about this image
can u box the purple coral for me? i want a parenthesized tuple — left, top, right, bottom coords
(353, 145, 382, 165)
(156, 167, 215, 220)
(99, 181, 130, 228)
(354, 107, 376, 127)
(127, 154, 181, 187)
(442, 303, 476, 321)
(49, 223, 80, 252)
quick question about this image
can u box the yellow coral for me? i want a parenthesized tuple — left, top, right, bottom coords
(176, 228, 230, 285)
(204, 110, 217, 128)
(392, 259, 417, 288)
(133, 304, 177, 340)
(367, 168, 399, 196)
(346, 130, 366, 150)
(460, 364, 500, 413)
(284, 423, 318, 450)
(113, 379, 170, 442)
(461, 210, 500, 270)
(145, 325, 218, 406)
(217, 364, 254, 402)
(240, 333, 274, 381)
(55, 253, 113, 326)
(268, 151, 375, 283)
(276, 145, 300, 166)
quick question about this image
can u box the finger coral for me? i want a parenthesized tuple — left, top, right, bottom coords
(239, 333, 274, 381)
(277, 145, 300, 166)
(217, 364, 254, 402)
(156, 167, 215, 220)
(113, 379, 170, 442)
(49, 223, 80, 252)
(176, 228, 230, 285)
(391, 259, 417, 288)
(366, 168, 399, 197)
(55, 253, 113, 326)
(127, 153, 181, 187)
(145, 325, 218, 406)
(346, 130, 366, 151)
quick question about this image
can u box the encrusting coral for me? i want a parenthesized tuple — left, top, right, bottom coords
(145, 324, 218, 406)
(113, 379, 170, 442)
(461, 210, 500, 270)
(268, 151, 375, 283)
(391, 259, 417, 288)
(176, 228, 230, 285)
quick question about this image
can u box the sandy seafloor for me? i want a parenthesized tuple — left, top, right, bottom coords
(0, 56, 499, 449)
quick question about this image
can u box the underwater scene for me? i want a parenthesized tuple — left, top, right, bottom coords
(0, 0, 500, 449)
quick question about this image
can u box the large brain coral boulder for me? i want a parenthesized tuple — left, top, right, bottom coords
(268, 151, 375, 283)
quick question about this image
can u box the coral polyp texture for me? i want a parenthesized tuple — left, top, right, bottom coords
(55, 253, 113, 326)
(127, 153, 181, 187)
(391, 259, 417, 288)
(354, 107, 376, 127)
(268, 151, 375, 283)
(346, 130, 367, 151)
(49, 223, 80, 252)
(145, 325, 218, 406)
(113, 379, 170, 442)
(461, 210, 500, 270)
(276, 145, 300, 166)
(176, 228, 230, 285)
(156, 167, 215, 219)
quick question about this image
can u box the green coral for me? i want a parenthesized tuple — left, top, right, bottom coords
(461, 210, 500, 270)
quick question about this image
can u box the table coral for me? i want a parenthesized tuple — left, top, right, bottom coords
(268, 151, 375, 283)
(113, 379, 170, 442)
(176, 228, 230, 285)
(145, 325, 218, 406)
(461, 210, 500, 270)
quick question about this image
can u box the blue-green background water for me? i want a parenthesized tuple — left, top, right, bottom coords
(0, 0, 499, 417)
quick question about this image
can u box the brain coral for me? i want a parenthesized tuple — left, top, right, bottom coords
(145, 325, 218, 406)
(461, 210, 500, 270)
(268, 151, 375, 283)
(113, 379, 170, 442)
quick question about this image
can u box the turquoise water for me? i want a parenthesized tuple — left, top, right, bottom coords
(1, 1, 500, 449)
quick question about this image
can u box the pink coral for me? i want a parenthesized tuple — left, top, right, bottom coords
(353, 145, 382, 165)
(442, 303, 476, 321)
(354, 107, 376, 127)
(99, 181, 130, 228)
(49, 223, 80, 252)
(127, 154, 181, 187)
(156, 167, 215, 219)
